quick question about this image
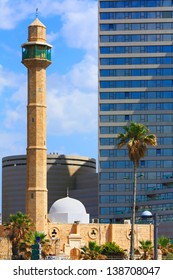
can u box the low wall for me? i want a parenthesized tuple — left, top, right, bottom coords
(48, 223, 154, 255)
(0, 223, 153, 260)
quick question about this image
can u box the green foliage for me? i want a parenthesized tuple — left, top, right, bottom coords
(4, 212, 52, 260)
(139, 240, 153, 251)
(19, 231, 51, 260)
(158, 236, 170, 248)
(29, 231, 49, 244)
(139, 240, 153, 260)
(80, 241, 127, 260)
(80, 241, 106, 260)
(4, 211, 33, 259)
(87, 241, 101, 252)
(158, 235, 173, 256)
(100, 242, 126, 257)
(117, 122, 157, 166)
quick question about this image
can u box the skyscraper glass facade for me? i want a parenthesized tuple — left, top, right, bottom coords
(98, 0, 173, 226)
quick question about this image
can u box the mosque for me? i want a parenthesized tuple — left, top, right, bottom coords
(0, 17, 153, 260)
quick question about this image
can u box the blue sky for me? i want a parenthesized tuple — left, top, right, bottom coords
(0, 0, 98, 212)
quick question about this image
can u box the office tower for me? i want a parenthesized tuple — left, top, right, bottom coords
(22, 18, 52, 231)
(98, 0, 173, 234)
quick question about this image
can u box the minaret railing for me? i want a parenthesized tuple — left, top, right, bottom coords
(22, 45, 51, 60)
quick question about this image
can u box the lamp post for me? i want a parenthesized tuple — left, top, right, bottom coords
(141, 210, 158, 260)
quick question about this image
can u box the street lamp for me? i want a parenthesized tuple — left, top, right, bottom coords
(141, 210, 158, 260)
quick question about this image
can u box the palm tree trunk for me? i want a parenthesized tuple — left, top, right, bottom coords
(130, 162, 137, 260)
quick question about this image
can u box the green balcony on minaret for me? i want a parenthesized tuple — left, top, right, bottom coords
(22, 44, 51, 61)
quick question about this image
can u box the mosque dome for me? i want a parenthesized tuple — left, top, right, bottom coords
(48, 196, 90, 224)
(49, 196, 87, 215)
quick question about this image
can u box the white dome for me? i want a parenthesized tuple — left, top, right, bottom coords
(49, 196, 87, 215)
(48, 196, 89, 224)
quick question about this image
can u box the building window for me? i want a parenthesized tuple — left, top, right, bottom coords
(156, 149, 161, 156)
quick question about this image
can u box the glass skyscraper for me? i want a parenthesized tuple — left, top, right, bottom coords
(98, 0, 173, 234)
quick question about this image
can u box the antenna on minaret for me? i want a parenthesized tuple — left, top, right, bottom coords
(67, 187, 69, 197)
(36, 8, 38, 18)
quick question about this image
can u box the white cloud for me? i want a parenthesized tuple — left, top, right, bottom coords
(0, 65, 26, 129)
(0, 0, 98, 52)
(0, 0, 32, 29)
(65, 54, 97, 90)
(47, 31, 59, 44)
(3, 109, 21, 128)
(59, 0, 97, 51)
(0, 65, 22, 94)
(0, 131, 26, 157)
(47, 89, 97, 135)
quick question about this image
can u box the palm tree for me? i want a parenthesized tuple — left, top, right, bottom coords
(80, 241, 107, 260)
(158, 236, 173, 258)
(4, 211, 33, 259)
(139, 240, 153, 260)
(19, 231, 52, 260)
(117, 122, 157, 260)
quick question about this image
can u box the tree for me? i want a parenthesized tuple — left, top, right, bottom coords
(158, 236, 173, 257)
(80, 241, 107, 260)
(139, 240, 153, 260)
(117, 122, 157, 260)
(4, 211, 33, 259)
(158, 236, 170, 248)
(19, 231, 52, 260)
(100, 242, 127, 259)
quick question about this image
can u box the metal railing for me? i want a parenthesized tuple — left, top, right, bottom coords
(22, 46, 51, 61)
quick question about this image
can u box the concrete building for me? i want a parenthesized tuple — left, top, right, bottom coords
(2, 154, 98, 223)
(98, 0, 173, 236)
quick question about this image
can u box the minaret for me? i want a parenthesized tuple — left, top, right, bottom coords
(21, 17, 52, 232)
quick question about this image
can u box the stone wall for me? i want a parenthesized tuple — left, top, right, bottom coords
(0, 238, 12, 260)
(0, 226, 12, 260)
(0, 223, 153, 260)
(48, 222, 154, 256)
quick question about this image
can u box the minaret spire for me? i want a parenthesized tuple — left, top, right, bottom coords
(36, 8, 38, 18)
(21, 18, 52, 232)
